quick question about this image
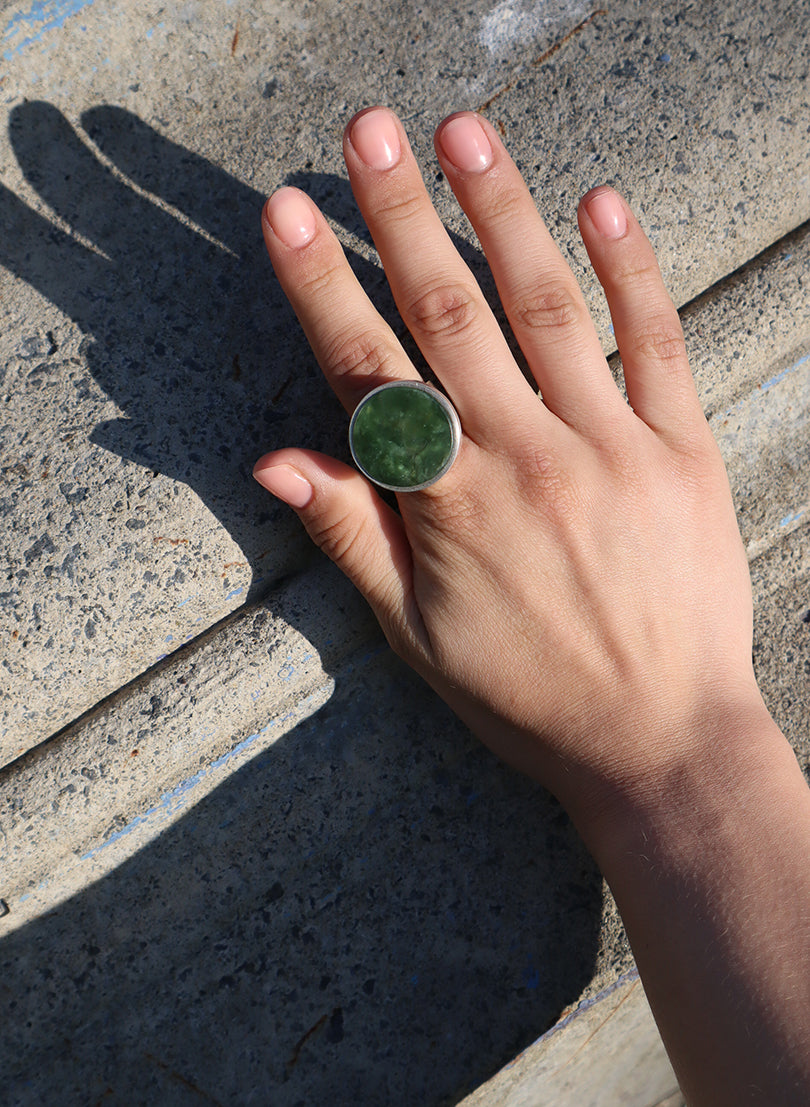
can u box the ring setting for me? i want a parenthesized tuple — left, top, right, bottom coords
(348, 380, 461, 492)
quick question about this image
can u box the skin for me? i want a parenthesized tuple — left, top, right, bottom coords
(254, 107, 810, 1104)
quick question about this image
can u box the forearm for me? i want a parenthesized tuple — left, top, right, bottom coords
(579, 704, 810, 1106)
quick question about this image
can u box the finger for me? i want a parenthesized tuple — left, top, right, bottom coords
(434, 112, 624, 433)
(262, 187, 421, 412)
(343, 107, 539, 441)
(577, 187, 705, 438)
(252, 449, 421, 649)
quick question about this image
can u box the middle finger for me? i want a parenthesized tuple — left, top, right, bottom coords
(434, 111, 626, 432)
(343, 107, 538, 440)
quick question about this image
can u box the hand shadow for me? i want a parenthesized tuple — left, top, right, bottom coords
(1, 646, 604, 1106)
(3, 102, 362, 595)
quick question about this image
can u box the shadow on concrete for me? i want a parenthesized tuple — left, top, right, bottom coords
(2, 102, 524, 597)
(2, 101, 343, 596)
(1, 104, 604, 1103)
(2, 649, 603, 1106)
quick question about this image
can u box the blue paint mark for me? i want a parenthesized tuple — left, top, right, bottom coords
(659, 52, 671, 63)
(760, 350, 810, 393)
(780, 507, 806, 528)
(3, 0, 95, 59)
(79, 676, 334, 861)
(225, 586, 244, 601)
(81, 718, 276, 860)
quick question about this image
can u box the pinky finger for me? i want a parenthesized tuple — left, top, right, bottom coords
(577, 187, 705, 440)
(253, 449, 420, 648)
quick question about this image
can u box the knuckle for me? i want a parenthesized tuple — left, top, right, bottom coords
(511, 281, 584, 336)
(608, 252, 664, 292)
(369, 187, 424, 226)
(294, 257, 346, 299)
(477, 179, 525, 231)
(516, 443, 577, 515)
(309, 509, 366, 565)
(423, 486, 484, 535)
(406, 281, 479, 339)
(628, 321, 687, 368)
(324, 330, 398, 384)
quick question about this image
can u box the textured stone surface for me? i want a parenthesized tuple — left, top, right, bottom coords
(2, 573, 606, 1107)
(2, 0, 809, 760)
(1, 1, 809, 1105)
(2, 225, 808, 1104)
(458, 971, 679, 1107)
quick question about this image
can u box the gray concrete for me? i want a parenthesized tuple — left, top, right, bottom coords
(3, 0, 809, 761)
(1, 0, 809, 1104)
(459, 971, 679, 1107)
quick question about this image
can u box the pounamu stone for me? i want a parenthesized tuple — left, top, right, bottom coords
(349, 382, 460, 491)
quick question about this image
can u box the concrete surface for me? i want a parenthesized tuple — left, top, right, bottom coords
(458, 970, 680, 1107)
(3, 0, 809, 760)
(1, 0, 809, 1104)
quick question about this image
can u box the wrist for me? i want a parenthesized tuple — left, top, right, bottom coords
(568, 697, 810, 1105)
(568, 691, 794, 869)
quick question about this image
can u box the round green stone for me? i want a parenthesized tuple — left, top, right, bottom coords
(349, 382, 459, 491)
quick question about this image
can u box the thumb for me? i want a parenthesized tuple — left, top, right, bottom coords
(253, 449, 414, 636)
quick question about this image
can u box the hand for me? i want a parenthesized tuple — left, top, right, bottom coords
(254, 107, 760, 826)
(255, 108, 810, 1104)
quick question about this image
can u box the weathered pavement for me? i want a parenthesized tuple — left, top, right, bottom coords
(1, 1, 809, 1103)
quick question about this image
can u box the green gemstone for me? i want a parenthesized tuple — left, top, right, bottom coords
(350, 383, 458, 490)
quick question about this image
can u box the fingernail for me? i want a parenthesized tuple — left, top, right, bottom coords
(349, 108, 401, 170)
(438, 114, 493, 173)
(264, 188, 317, 249)
(585, 188, 627, 239)
(253, 463, 313, 507)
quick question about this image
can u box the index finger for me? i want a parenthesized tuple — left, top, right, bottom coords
(262, 185, 422, 414)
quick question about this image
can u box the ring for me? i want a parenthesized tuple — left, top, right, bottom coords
(348, 380, 462, 492)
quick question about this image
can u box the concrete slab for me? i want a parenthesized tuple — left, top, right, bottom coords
(458, 971, 679, 1107)
(2, 572, 609, 1106)
(1, 1, 809, 1104)
(3, 0, 810, 761)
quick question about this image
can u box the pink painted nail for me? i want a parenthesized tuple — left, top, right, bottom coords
(253, 463, 313, 508)
(438, 115, 493, 173)
(585, 189, 628, 239)
(349, 108, 402, 170)
(264, 188, 317, 249)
